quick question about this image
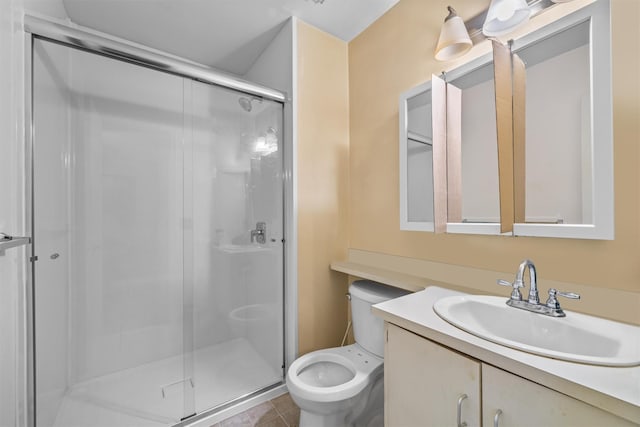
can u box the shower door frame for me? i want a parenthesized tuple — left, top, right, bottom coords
(24, 15, 296, 427)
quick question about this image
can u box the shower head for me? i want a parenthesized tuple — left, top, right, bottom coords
(238, 96, 262, 112)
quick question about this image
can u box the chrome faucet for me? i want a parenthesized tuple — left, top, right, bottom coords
(516, 259, 539, 304)
(497, 259, 580, 317)
(250, 221, 266, 244)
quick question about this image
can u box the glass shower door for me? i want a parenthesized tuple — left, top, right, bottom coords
(33, 39, 188, 426)
(187, 81, 285, 414)
(32, 36, 286, 427)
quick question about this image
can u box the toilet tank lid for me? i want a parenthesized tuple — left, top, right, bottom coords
(349, 280, 411, 304)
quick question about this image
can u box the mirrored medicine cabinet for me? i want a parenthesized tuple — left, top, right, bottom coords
(400, 81, 436, 231)
(399, 0, 613, 239)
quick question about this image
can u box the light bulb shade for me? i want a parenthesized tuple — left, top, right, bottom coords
(482, 0, 531, 37)
(435, 14, 472, 61)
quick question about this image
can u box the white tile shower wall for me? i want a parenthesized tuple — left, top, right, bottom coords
(37, 42, 187, 384)
(191, 86, 245, 349)
(190, 81, 284, 372)
(245, 108, 283, 376)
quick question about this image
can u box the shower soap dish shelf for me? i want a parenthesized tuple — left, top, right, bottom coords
(0, 233, 31, 256)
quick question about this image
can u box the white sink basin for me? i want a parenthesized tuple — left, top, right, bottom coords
(433, 295, 640, 367)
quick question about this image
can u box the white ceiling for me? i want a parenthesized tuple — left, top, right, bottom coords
(62, 0, 400, 75)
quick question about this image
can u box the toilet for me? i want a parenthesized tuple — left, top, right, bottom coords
(286, 280, 409, 427)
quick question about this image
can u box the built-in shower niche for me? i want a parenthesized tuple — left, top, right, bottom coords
(32, 37, 284, 426)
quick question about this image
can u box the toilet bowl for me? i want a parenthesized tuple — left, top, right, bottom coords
(287, 344, 383, 425)
(286, 280, 409, 427)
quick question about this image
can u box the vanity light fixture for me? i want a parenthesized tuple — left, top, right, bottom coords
(482, 0, 531, 37)
(435, 6, 473, 61)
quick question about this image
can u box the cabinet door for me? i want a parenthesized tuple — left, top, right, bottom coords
(385, 323, 481, 427)
(399, 74, 448, 233)
(482, 364, 637, 427)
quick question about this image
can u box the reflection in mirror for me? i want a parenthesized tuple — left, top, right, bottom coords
(512, 0, 613, 239)
(446, 58, 502, 233)
(407, 90, 434, 223)
(400, 79, 438, 232)
(517, 21, 590, 225)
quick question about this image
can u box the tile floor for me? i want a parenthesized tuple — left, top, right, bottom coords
(212, 393, 300, 427)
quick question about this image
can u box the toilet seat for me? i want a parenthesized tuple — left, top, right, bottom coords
(287, 344, 383, 404)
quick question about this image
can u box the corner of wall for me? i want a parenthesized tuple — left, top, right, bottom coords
(296, 20, 350, 355)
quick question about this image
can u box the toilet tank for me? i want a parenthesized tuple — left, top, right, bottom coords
(349, 280, 410, 358)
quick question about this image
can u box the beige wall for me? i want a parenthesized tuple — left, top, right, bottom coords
(348, 0, 640, 298)
(296, 21, 351, 355)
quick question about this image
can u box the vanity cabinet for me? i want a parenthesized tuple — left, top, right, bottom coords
(384, 323, 635, 427)
(482, 365, 636, 427)
(385, 323, 481, 426)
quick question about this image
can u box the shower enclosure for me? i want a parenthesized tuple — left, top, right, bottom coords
(29, 27, 285, 426)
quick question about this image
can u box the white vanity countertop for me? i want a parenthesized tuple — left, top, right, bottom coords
(372, 286, 640, 424)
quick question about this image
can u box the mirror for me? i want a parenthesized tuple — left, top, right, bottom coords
(444, 55, 505, 235)
(400, 81, 435, 231)
(512, 0, 613, 239)
(400, 76, 448, 232)
(399, 0, 613, 240)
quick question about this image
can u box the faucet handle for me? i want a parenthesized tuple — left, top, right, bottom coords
(497, 279, 523, 301)
(545, 288, 580, 309)
(497, 279, 521, 288)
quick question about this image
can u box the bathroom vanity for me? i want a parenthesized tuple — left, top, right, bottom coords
(372, 286, 640, 426)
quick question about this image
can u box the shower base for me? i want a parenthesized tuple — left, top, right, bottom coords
(42, 338, 282, 427)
